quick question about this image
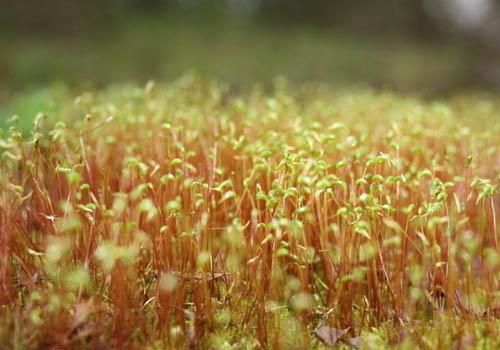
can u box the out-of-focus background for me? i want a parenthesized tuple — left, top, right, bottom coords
(1, 0, 500, 95)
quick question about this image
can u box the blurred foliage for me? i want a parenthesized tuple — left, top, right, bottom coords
(0, 0, 496, 129)
(0, 8, 470, 91)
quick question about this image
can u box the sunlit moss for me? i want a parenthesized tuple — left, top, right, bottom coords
(0, 77, 499, 348)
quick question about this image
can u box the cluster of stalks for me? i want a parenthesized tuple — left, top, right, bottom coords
(0, 76, 499, 349)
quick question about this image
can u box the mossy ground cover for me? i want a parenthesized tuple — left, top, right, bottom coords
(0, 76, 498, 349)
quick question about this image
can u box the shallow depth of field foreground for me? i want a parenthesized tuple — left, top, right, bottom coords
(0, 77, 499, 349)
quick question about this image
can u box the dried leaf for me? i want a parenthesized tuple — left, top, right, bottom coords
(314, 326, 348, 346)
(346, 336, 362, 349)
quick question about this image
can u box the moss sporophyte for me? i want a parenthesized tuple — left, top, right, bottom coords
(0, 77, 498, 349)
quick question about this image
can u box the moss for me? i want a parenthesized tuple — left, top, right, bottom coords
(0, 76, 498, 348)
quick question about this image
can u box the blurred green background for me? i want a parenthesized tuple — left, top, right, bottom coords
(1, 0, 500, 129)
